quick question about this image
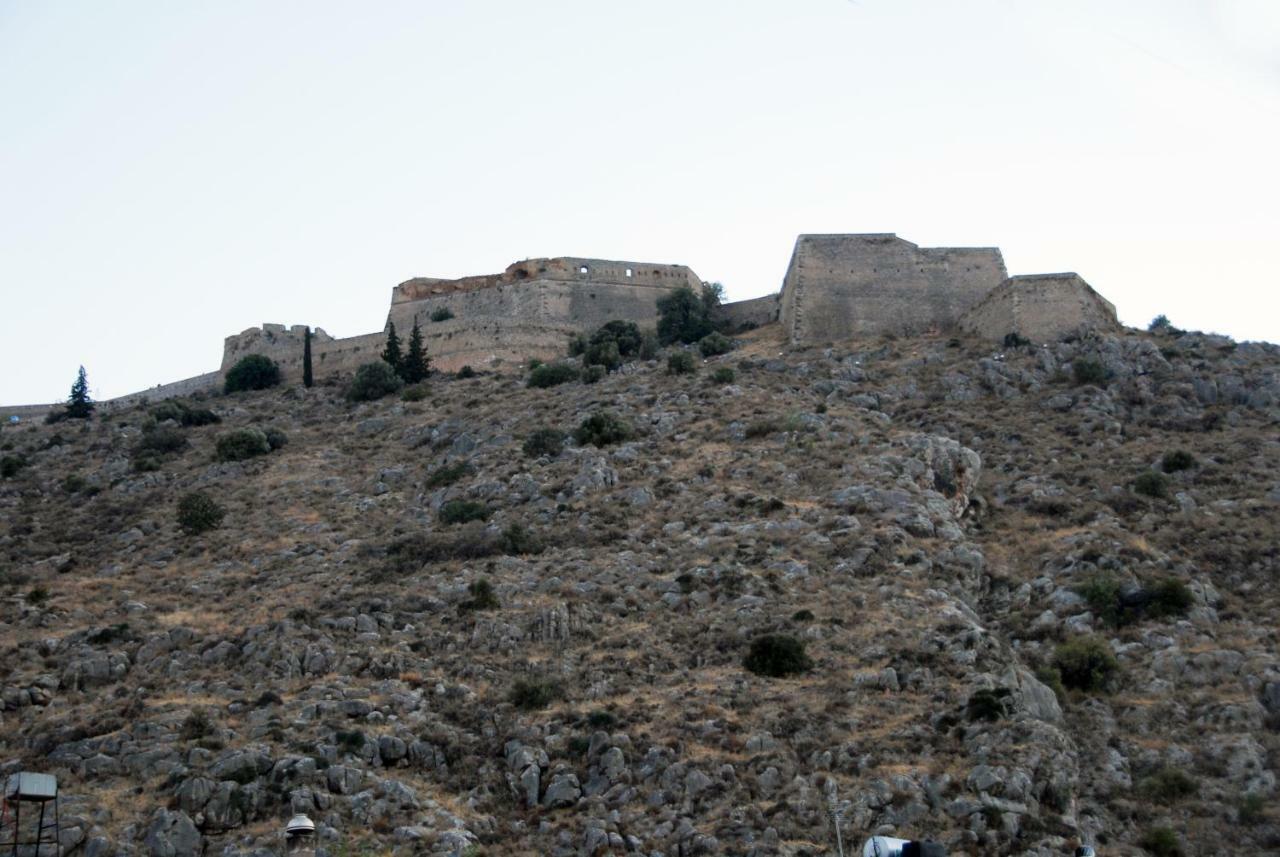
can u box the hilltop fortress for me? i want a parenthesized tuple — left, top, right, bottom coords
(3, 234, 1121, 416)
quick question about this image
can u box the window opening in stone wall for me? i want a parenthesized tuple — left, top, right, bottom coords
(625, 268, 633, 277)
(579, 266, 589, 275)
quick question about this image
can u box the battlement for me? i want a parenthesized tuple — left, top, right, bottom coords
(393, 257, 699, 304)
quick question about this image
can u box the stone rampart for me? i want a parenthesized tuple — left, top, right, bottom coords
(959, 273, 1119, 343)
(779, 234, 1007, 344)
(713, 293, 780, 332)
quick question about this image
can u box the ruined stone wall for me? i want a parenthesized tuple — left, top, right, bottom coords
(2, 371, 223, 424)
(221, 325, 386, 384)
(959, 273, 1120, 343)
(779, 234, 1007, 344)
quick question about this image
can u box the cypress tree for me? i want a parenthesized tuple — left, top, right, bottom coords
(65, 366, 94, 419)
(401, 319, 431, 383)
(302, 326, 314, 388)
(381, 322, 403, 370)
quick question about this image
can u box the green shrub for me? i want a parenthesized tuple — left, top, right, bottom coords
(224, 355, 281, 393)
(1160, 450, 1196, 473)
(439, 499, 490, 525)
(456, 365, 476, 379)
(1148, 314, 1173, 333)
(744, 419, 781, 439)
(401, 383, 429, 402)
(582, 365, 606, 384)
(1003, 332, 1031, 348)
(1239, 792, 1266, 824)
(1, 455, 28, 478)
(180, 708, 216, 741)
(426, 461, 471, 488)
(657, 285, 717, 345)
(26, 586, 49, 606)
(523, 428, 566, 458)
(586, 710, 617, 729)
(263, 427, 288, 450)
(528, 363, 579, 388)
(791, 609, 814, 622)
(966, 687, 1013, 722)
(1034, 665, 1066, 704)
(667, 351, 696, 375)
(151, 400, 220, 426)
(639, 332, 660, 360)
(429, 306, 454, 322)
(135, 425, 189, 457)
(1134, 471, 1170, 499)
(567, 333, 588, 357)
(743, 634, 812, 677)
(698, 331, 733, 357)
(62, 474, 88, 494)
(1072, 359, 1107, 386)
(1145, 578, 1193, 619)
(1137, 766, 1198, 802)
(711, 367, 736, 384)
(498, 522, 543, 555)
(1077, 575, 1127, 627)
(215, 428, 271, 462)
(177, 491, 225, 534)
(459, 579, 499, 612)
(583, 340, 621, 372)
(509, 677, 562, 710)
(574, 411, 633, 447)
(347, 361, 403, 402)
(1138, 826, 1182, 857)
(1052, 636, 1118, 693)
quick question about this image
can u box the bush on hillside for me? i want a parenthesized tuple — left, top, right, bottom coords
(697, 331, 733, 357)
(429, 306, 454, 322)
(1138, 827, 1182, 857)
(743, 634, 812, 677)
(0, 455, 27, 479)
(523, 428, 566, 458)
(438, 499, 490, 525)
(1134, 470, 1170, 499)
(347, 361, 403, 402)
(459, 579, 499, 612)
(509, 677, 562, 710)
(1003, 332, 1031, 348)
(528, 363, 579, 388)
(177, 491, 225, 535)
(135, 425, 189, 457)
(1161, 450, 1196, 473)
(589, 320, 644, 357)
(583, 340, 622, 372)
(1072, 359, 1107, 386)
(1137, 766, 1198, 803)
(215, 428, 272, 462)
(711, 367, 736, 384)
(263, 427, 288, 450)
(657, 285, 717, 345)
(574, 412, 633, 447)
(1052, 636, 1118, 692)
(152, 400, 221, 426)
(224, 355, 281, 393)
(582, 364, 606, 384)
(426, 461, 471, 488)
(667, 351, 696, 375)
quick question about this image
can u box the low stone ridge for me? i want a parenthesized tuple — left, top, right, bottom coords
(959, 273, 1120, 344)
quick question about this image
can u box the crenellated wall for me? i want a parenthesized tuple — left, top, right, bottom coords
(779, 234, 1007, 344)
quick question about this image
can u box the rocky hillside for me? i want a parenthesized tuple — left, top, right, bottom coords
(1, 324, 1278, 857)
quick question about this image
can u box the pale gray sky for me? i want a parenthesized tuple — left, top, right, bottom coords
(2, 0, 1278, 402)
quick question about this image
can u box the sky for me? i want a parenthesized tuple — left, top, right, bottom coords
(2, 0, 1278, 403)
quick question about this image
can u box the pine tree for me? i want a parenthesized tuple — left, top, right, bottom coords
(401, 319, 431, 383)
(302, 326, 314, 388)
(381, 322, 403, 370)
(66, 365, 94, 419)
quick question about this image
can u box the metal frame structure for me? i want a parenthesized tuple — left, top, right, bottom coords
(1, 773, 60, 857)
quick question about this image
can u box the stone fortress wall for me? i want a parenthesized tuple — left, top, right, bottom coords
(778, 234, 1008, 344)
(2, 237, 1127, 418)
(959, 273, 1120, 344)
